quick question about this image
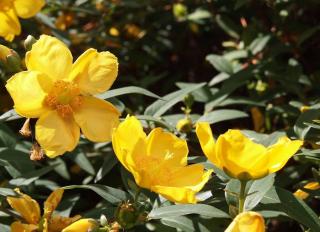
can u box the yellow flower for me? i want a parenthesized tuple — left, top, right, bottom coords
(6, 35, 120, 158)
(0, 0, 45, 41)
(7, 188, 81, 232)
(225, 211, 265, 232)
(61, 218, 98, 232)
(112, 116, 213, 204)
(294, 181, 320, 200)
(196, 122, 303, 180)
(176, 117, 193, 133)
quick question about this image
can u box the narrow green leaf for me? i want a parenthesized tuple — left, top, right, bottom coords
(0, 187, 16, 197)
(97, 86, 160, 99)
(63, 184, 130, 205)
(148, 204, 230, 219)
(206, 54, 234, 74)
(197, 109, 248, 124)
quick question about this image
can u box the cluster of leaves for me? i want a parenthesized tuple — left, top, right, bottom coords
(0, 0, 320, 231)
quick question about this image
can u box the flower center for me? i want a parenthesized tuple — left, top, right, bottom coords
(44, 80, 83, 118)
(0, 0, 13, 11)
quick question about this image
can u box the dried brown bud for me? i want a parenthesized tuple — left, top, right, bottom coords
(30, 143, 44, 161)
(19, 118, 32, 137)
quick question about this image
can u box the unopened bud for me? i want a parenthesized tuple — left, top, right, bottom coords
(184, 94, 194, 109)
(19, 118, 32, 137)
(173, 3, 188, 21)
(100, 214, 108, 227)
(115, 202, 139, 229)
(24, 35, 37, 51)
(176, 118, 193, 133)
(0, 45, 11, 62)
(6, 52, 22, 73)
(30, 143, 44, 161)
(300, 105, 310, 113)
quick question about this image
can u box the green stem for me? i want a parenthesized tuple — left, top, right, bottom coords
(238, 180, 247, 214)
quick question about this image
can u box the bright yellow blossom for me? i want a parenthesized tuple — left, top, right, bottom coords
(112, 116, 212, 204)
(225, 211, 265, 232)
(62, 218, 98, 232)
(0, 0, 45, 41)
(294, 181, 320, 200)
(6, 35, 120, 157)
(196, 122, 303, 180)
(7, 188, 81, 232)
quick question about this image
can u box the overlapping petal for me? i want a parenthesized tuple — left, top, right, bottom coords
(70, 48, 118, 94)
(61, 219, 98, 232)
(13, 0, 45, 18)
(5, 71, 51, 118)
(35, 111, 80, 158)
(74, 96, 120, 142)
(7, 189, 41, 225)
(26, 35, 73, 82)
(225, 211, 265, 232)
(0, 7, 21, 41)
(44, 188, 64, 218)
(11, 221, 38, 232)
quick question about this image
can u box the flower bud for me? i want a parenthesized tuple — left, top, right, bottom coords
(24, 35, 37, 51)
(176, 118, 193, 133)
(225, 211, 265, 232)
(0, 45, 11, 62)
(173, 3, 188, 21)
(62, 218, 98, 232)
(115, 202, 139, 229)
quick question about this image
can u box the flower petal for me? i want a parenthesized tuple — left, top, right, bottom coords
(265, 137, 303, 173)
(70, 48, 118, 94)
(225, 211, 265, 232)
(35, 110, 80, 158)
(168, 164, 213, 192)
(13, 0, 45, 18)
(26, 35, 73, 82)
(0, 7, 20, 41)
(61, 219, 98, 232)
(11, 221, 38, 232)
(151, 185, 198, 204)
(74, 96, 120, 142)
(195, 122, 219, 166)
(48, 215, 81, 232)
(216, 129, 268, 179)
(146, 127, 188, 166)
(7, 189, 41, 225)
(44, 188, 64, 219)
(5, 71, 51, 118)
(112, 116, 147, 185)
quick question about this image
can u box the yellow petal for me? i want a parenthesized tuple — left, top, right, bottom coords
(11, 221, 38, 232)
(0, 44, 11, 61)
(265, 137, 303, 173)
(195, 122, 219, 166)
(35, 110, 80, 158)
(48, 215, 81, 232)
(44, 188, 64, 219)
(0, 6, 20, 41)
(7, 189, 41, 225)
(216, 129, 268, 179)
(70, 48, 118, 94)
(294, 181, 320, 200)
(61, 218, 98, 232)
(112, 115, 146, 170)
(225, 211, 265, 232)
(13, 0, 45, 18)
(146, 127, 188, 166)
(25, 35, 73, 82)
(168, 164, 213, 192)
(6, 71, 51, 118)
(74, 96, 120, 142)
(151, 185, 198, 204)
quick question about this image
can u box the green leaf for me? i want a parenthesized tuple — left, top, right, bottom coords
(248, 35, 271, 55)
(0, 123, 17, 148)
(215, 14, 240, 39)
(206, 54, 234, 74)
(0, 187, 16, 197)
(63, 184, 130, 205)
(261, 187, 320, 231)
(97, 86, 160, 99)
(294, 109, 320, 139)
(136, 115, 175, 131)
(148, 204, 230, 219)
(244, 174, 275, 210)
(94, 154, 118, 183)
(0, 109, 21, 122)
(161, 216, 211, 232)
(69, 150, 95, 175)
(197, 109, 248, 124)
(144, 83, 206, 117)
